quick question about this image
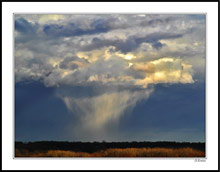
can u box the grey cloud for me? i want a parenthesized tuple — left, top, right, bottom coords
(15, 18, 39, 34)
(42, 17, 116, 37)
(152, 41, 166, 49)
(81, 32, 183, 53)
(59, 56, 89, 70)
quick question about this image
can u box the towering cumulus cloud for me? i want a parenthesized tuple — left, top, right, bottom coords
(15, 14, 205, 140)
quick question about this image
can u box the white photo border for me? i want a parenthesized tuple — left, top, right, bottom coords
(2, 2, 218, 170)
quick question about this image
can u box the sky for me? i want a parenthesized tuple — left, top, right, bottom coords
(15, 14, 206, 142)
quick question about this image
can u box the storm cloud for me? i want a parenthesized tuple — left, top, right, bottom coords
(15, 14, 206, 141)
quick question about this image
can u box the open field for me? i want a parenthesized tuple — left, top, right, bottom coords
(15, 141, 205, 157)
(15, 147, 205, 157)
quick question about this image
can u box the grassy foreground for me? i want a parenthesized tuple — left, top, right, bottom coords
(15, 147, 205, 157)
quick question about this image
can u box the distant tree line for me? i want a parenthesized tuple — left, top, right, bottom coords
(15, 141, 205, 153)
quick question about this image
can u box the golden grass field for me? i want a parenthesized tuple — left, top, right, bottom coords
(15, 147, 205, 157)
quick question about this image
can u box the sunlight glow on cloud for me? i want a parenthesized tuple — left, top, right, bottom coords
(39, 14, 66, 23)
(133, 57, 194, 88)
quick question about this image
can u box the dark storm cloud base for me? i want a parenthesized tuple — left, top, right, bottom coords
(15, 80, 205, 142)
